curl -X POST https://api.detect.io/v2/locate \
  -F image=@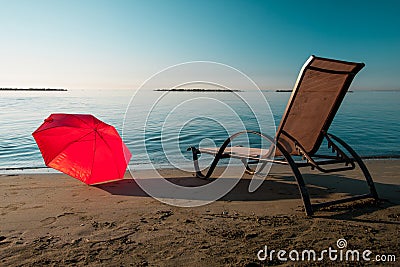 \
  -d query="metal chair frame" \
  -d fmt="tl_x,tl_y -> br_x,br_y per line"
187,56 -> 379,216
